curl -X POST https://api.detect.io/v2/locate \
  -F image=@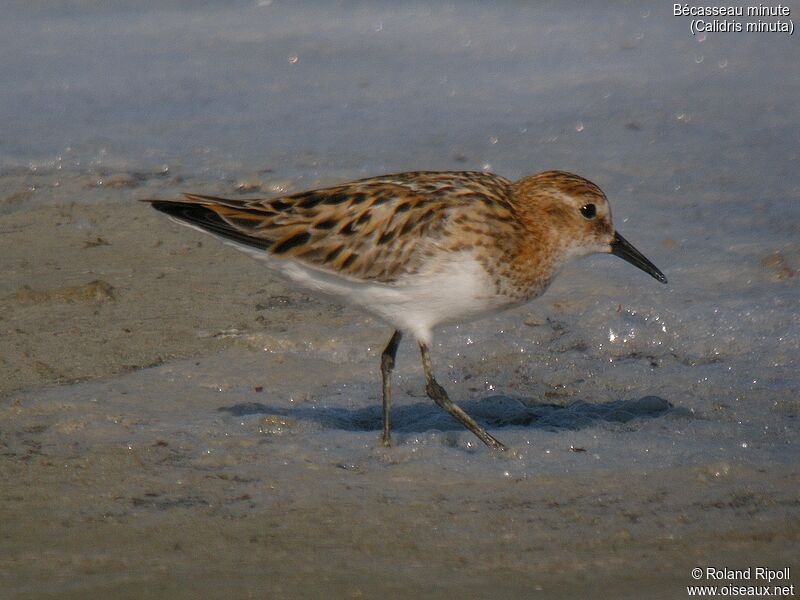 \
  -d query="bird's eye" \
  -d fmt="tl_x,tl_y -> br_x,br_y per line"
580,204 -> 596,219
